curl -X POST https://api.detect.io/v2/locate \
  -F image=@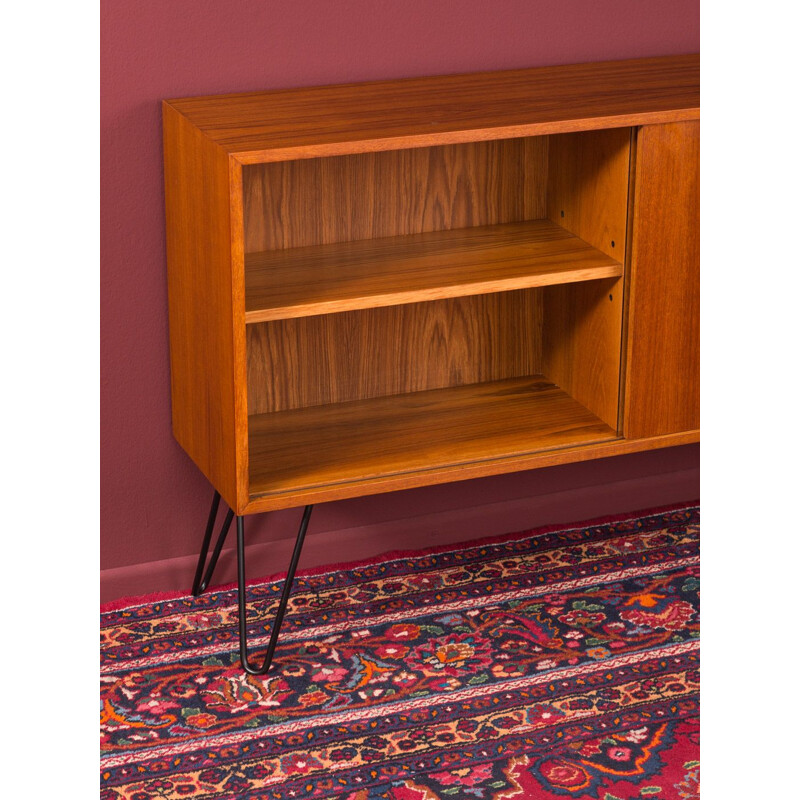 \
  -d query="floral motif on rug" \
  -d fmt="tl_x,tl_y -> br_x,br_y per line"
101,505 -> 699,799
